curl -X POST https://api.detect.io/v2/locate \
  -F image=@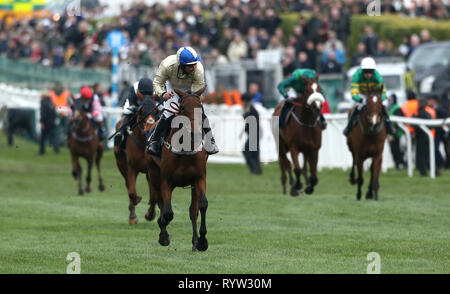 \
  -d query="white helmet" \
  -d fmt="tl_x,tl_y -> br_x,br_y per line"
361,57 -> 376,70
